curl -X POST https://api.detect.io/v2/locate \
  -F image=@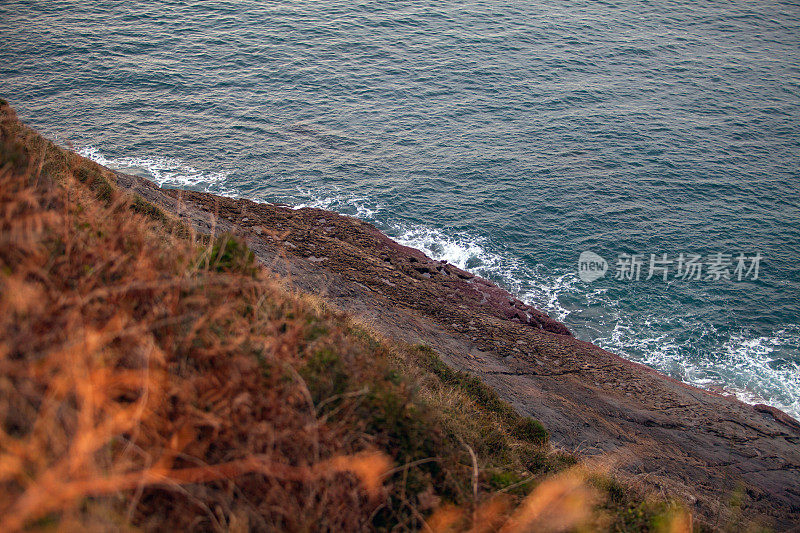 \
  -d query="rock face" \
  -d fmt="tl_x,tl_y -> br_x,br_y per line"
116,170 -> 800,530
